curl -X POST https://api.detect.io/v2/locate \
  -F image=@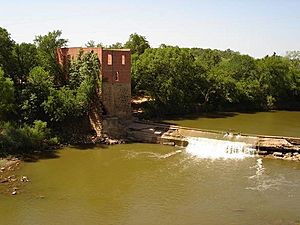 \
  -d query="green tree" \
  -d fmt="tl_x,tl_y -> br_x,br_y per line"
13,43 -> 38,82
108,42 -> 123,49
0,68 -> 15,120
257,55 -> 292,107
124,33 -> 150,56
21,67 -> 54,123
85,40 -> 96,47
43,51 -> 101,122
0,27 -> 15,76
34,30 -> 68,85
133,47 -> 203,115
286,51 -> 300,60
